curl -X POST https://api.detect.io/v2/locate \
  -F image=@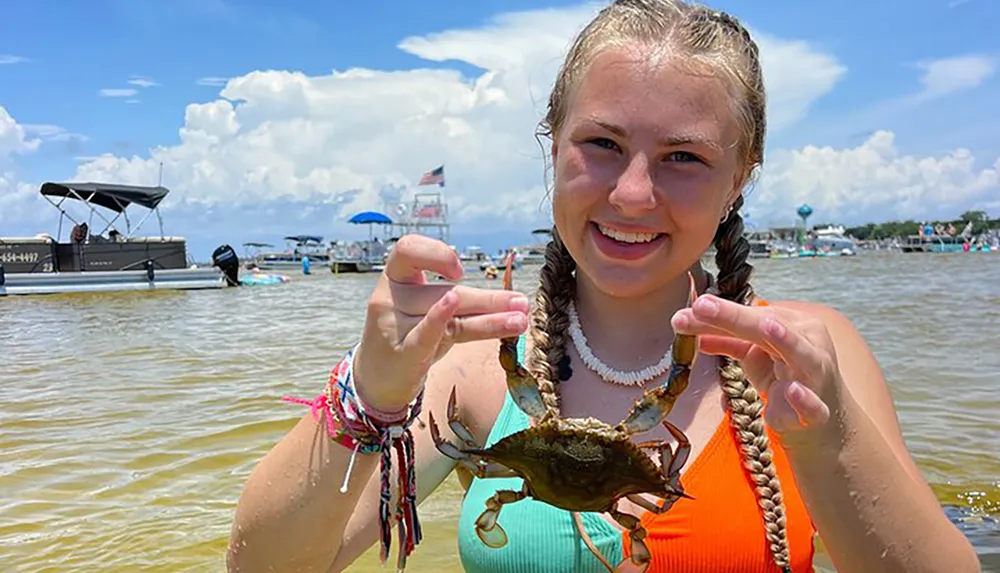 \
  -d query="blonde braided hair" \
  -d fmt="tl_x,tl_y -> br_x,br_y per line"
528,1 -> 792,570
